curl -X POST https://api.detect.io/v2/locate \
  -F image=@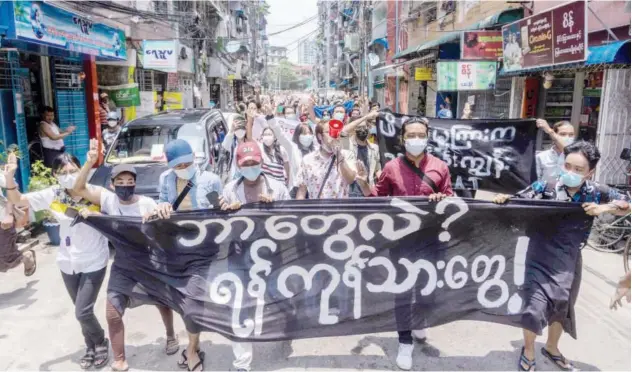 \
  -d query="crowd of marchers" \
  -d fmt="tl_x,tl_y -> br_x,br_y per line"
0,92 -> 630,372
